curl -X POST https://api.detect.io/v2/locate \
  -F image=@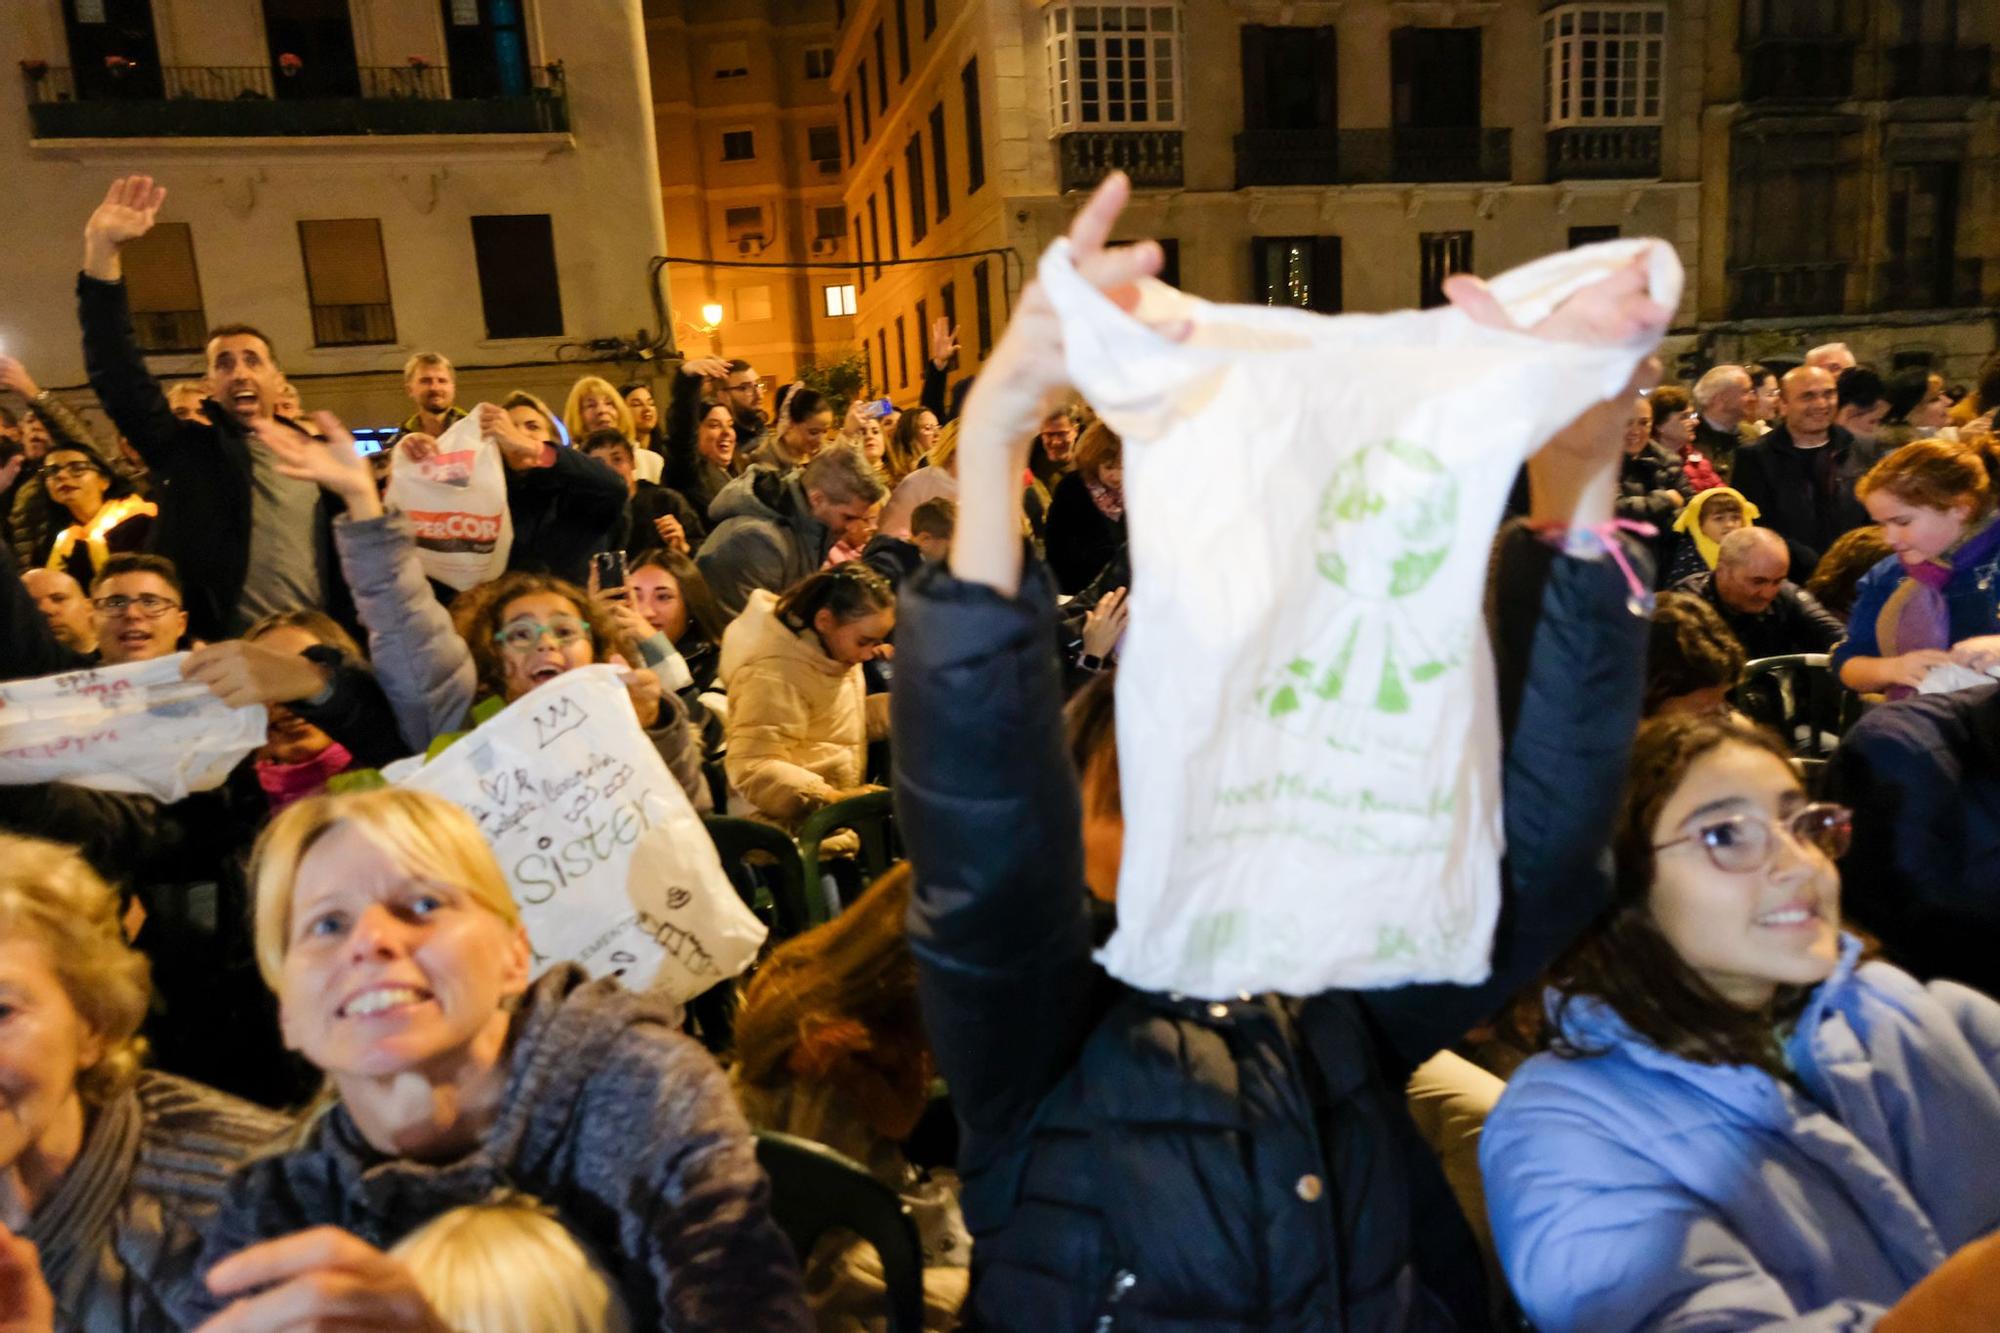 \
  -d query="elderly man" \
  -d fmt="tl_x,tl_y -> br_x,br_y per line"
1727,364 -> 1869,572
1805,341 -> 1857,376
1674,526 -> 1844,661
1690,364 -> 1754,472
